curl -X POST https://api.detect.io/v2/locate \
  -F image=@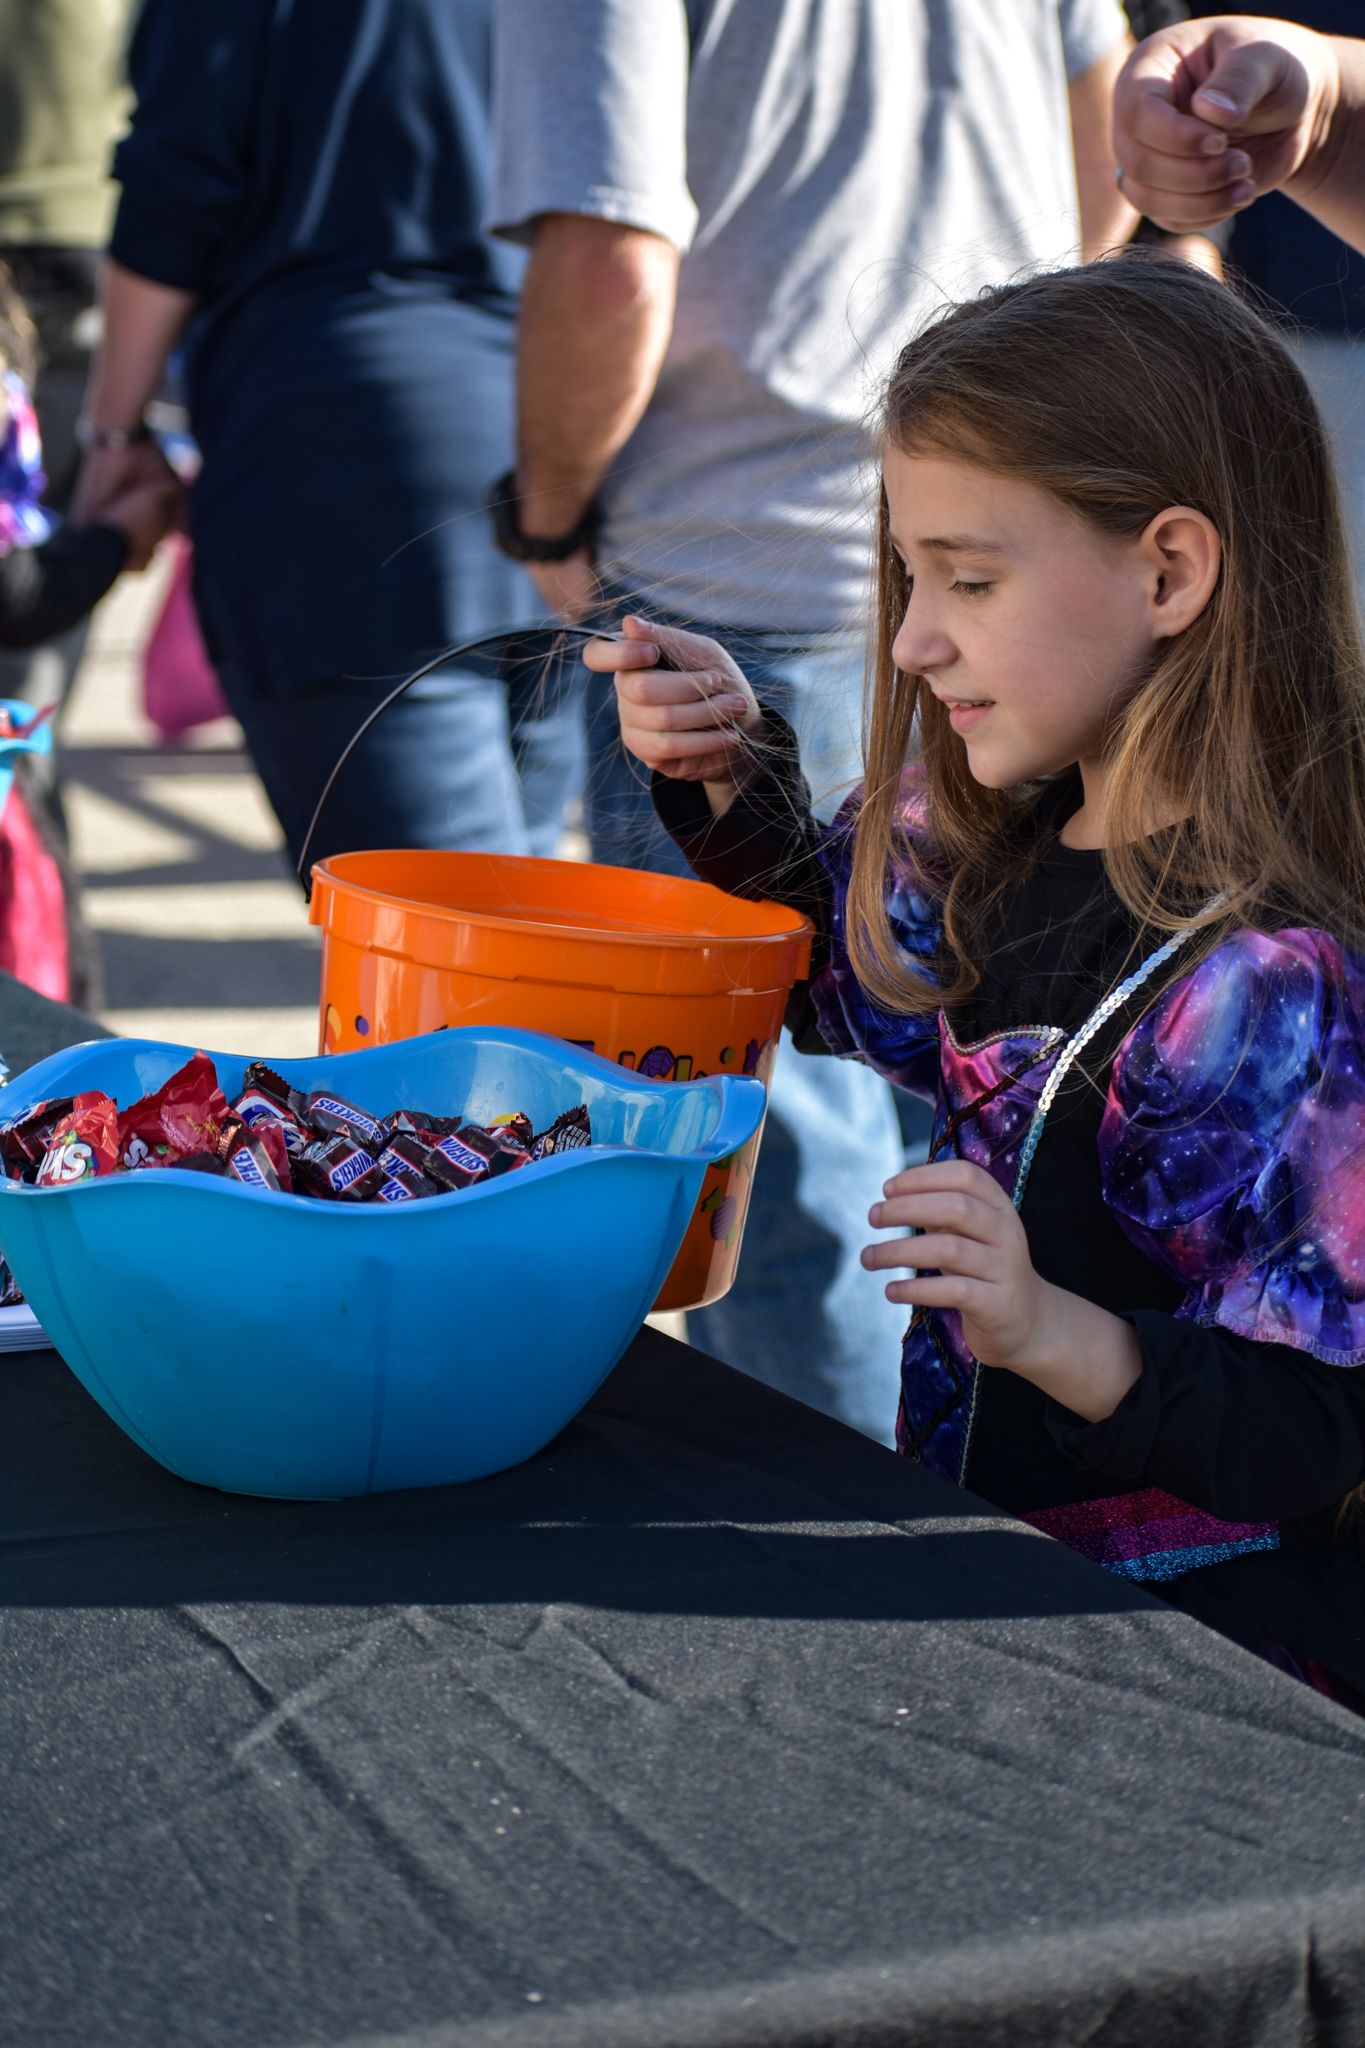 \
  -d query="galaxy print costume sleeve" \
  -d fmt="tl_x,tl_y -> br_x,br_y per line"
1101,928 -> 1365,1365
805,767 -> 944,1099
